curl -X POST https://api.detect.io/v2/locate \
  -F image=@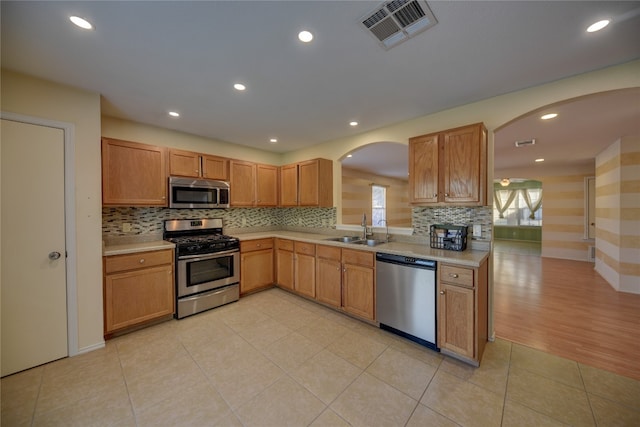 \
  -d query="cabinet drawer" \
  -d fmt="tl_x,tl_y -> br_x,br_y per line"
104,249 -> 173,274
316,245 -> 341,261
342,248 -> 374,268
276,238 -> 294,251
294,241 -> 316,255
241,238 -> 274,252
440,264 -> 474,287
